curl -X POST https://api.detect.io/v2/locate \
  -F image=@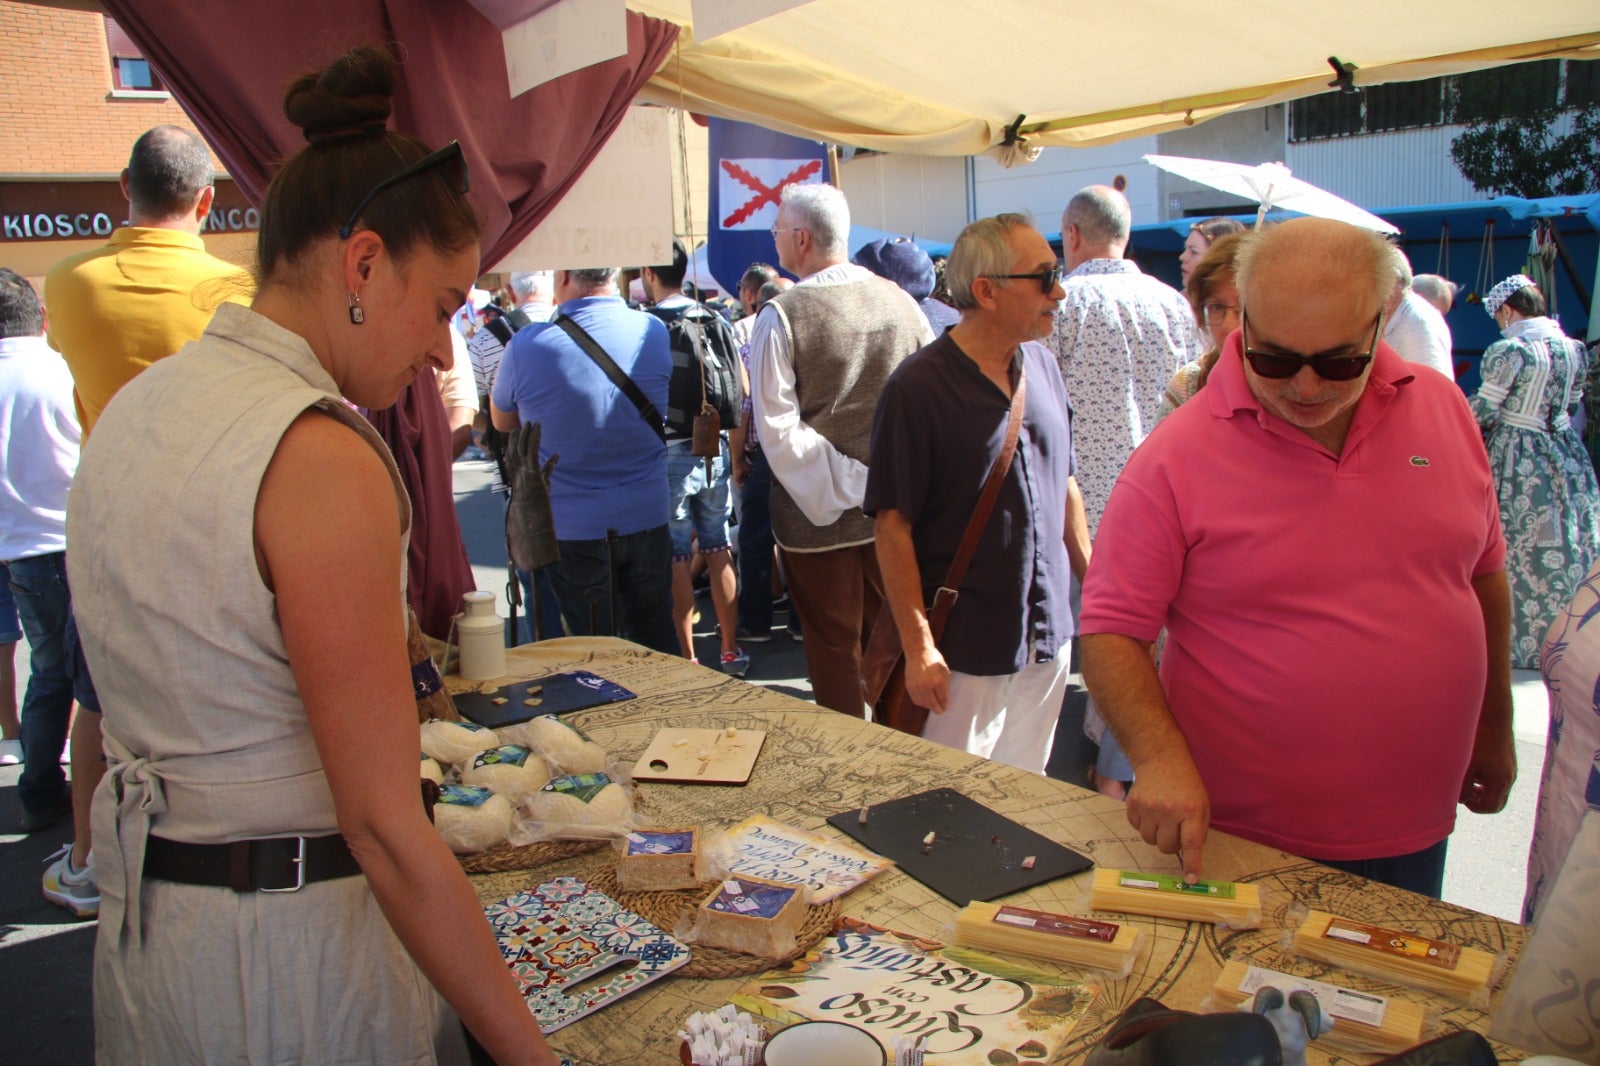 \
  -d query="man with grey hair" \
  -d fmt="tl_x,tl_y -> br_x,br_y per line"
1413,274 -> 1460,317
866,216 -> 1091,770
749,182 -> 931,715
1383,248 -> 1455,380
1079,217 -> 1513,897
492,267 -> 676,652
1048,184 -> 1199,797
